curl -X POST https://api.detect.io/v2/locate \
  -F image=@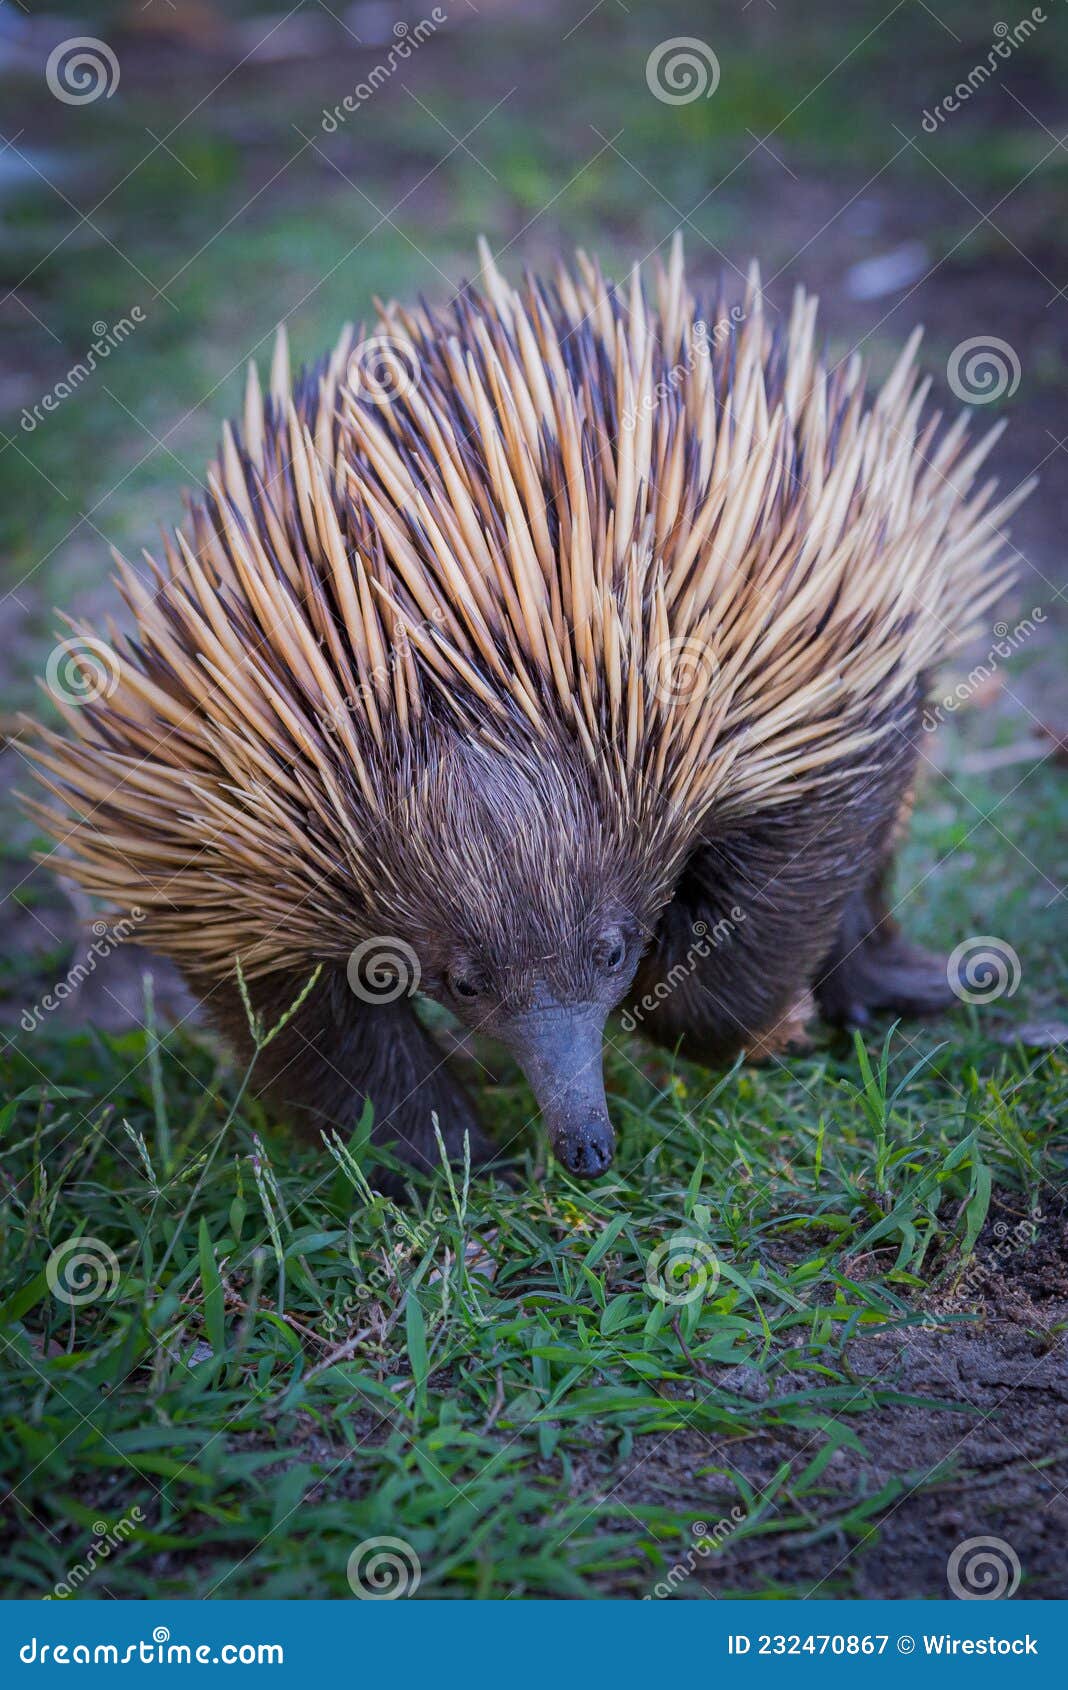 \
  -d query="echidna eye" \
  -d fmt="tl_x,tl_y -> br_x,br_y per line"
448,965 -> 486,1002
594,929 -> 627,973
